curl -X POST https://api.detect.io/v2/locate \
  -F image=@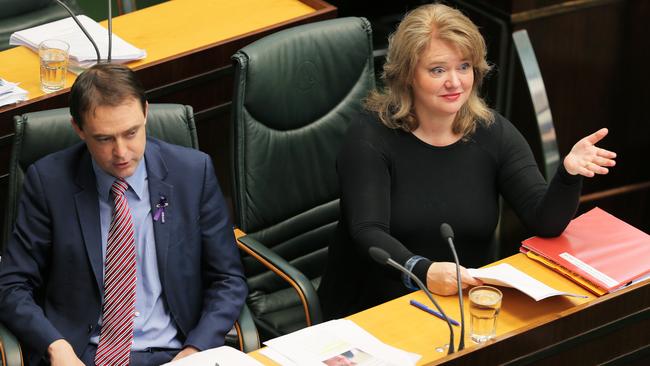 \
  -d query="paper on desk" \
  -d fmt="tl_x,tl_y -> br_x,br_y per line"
468,263 -> 588,301
161,345 -> 263,366
260,347 -> 408,366
259,347 -> 298,366
10,15 -> 146,68
263,319 -> 420,366
0,79 -> 28,107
